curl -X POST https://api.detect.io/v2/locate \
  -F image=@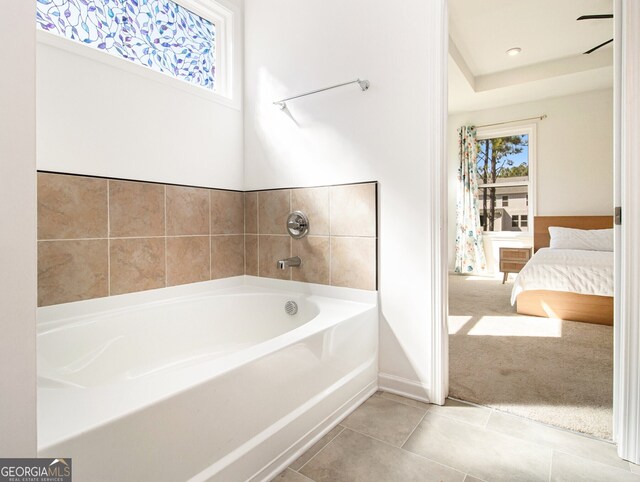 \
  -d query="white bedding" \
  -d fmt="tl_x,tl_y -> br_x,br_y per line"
511,247 -> 614,305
